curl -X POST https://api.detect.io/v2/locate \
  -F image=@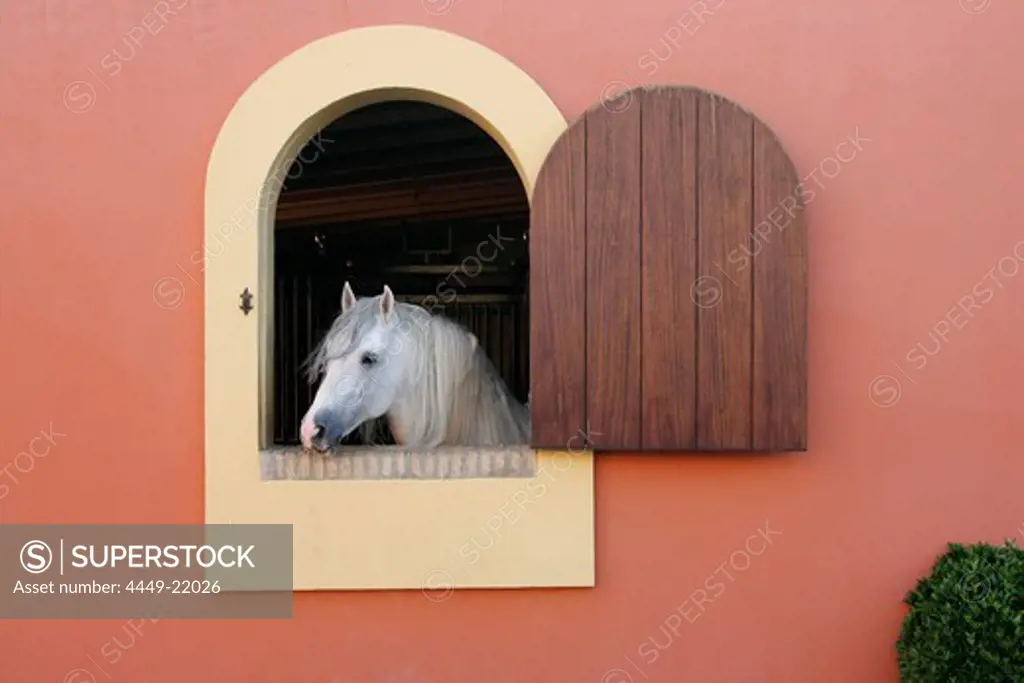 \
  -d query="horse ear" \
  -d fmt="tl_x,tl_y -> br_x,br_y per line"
341,281 -> 356,313
379,285 -> 395,321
